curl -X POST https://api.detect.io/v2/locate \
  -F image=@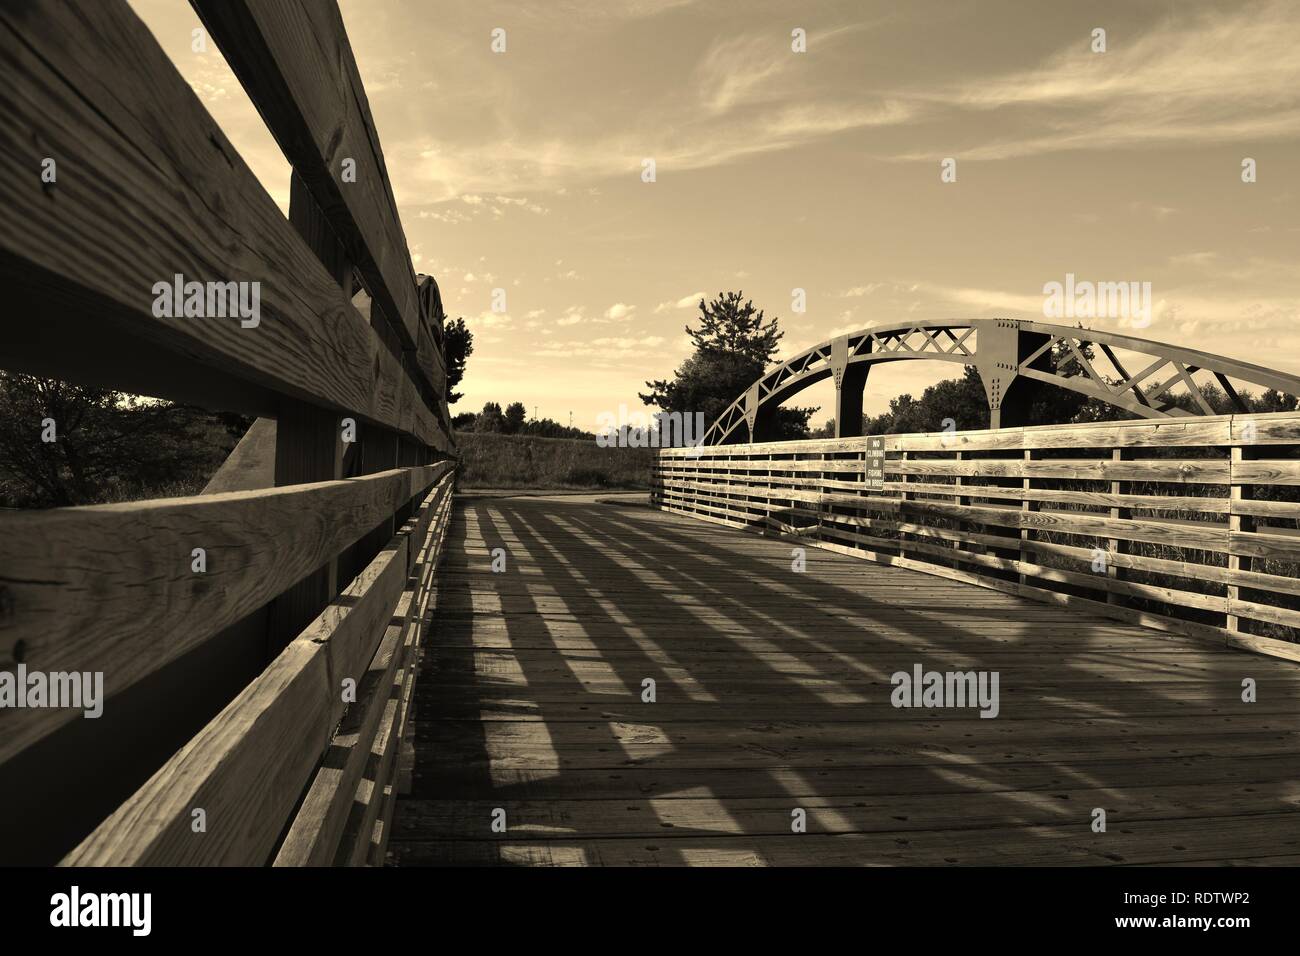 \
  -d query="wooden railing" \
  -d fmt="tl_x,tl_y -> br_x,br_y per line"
0,0 -> 455,864
653,412 -> 1300,663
